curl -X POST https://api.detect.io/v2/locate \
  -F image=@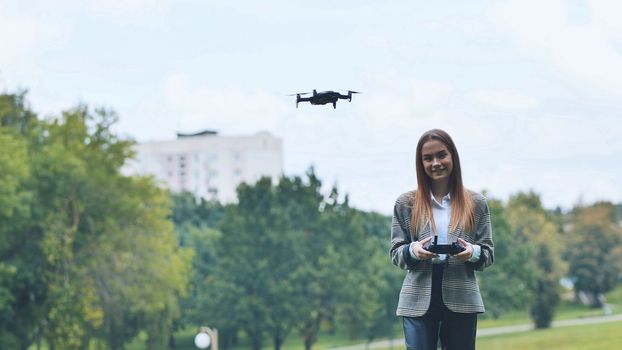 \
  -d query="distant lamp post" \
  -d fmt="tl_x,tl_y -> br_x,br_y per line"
195,327 -> 218,350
